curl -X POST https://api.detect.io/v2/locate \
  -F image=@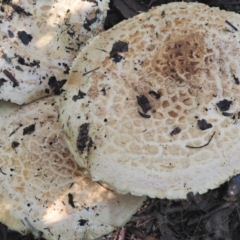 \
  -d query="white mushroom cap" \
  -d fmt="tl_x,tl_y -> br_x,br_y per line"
60,2 -> 240,199
0,0 -> 109,105
0,97 -> 145,239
